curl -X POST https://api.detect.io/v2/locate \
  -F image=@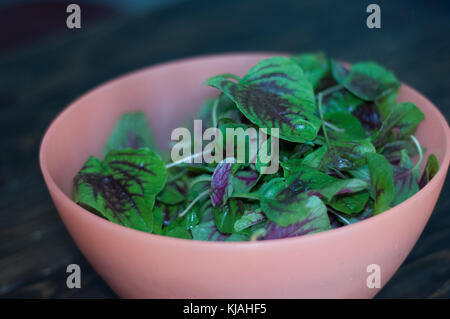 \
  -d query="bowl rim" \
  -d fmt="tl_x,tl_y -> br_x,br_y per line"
39,52 -> 450,248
